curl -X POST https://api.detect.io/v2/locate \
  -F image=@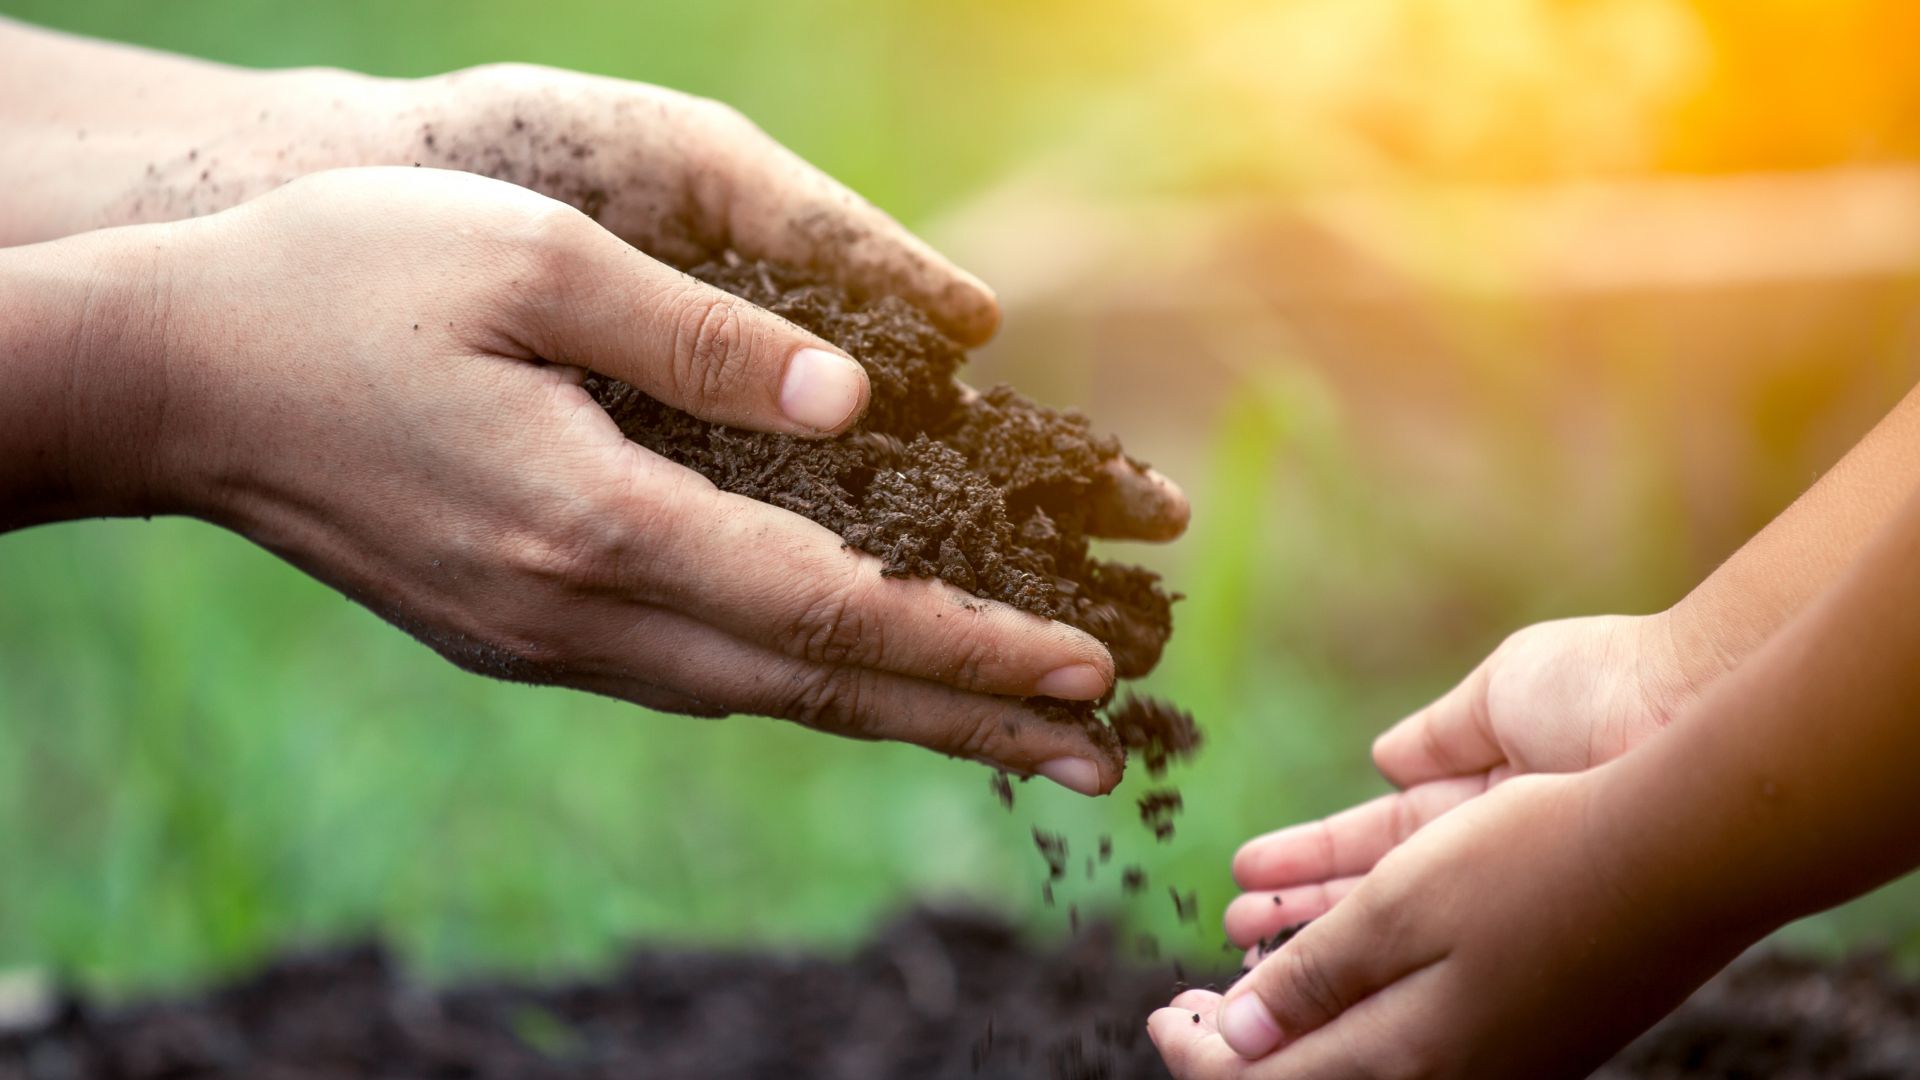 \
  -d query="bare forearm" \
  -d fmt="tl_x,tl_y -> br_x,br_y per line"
1602,480 -> 1920,937
0,16 -> 400,245
1667,382 -> 1920,683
